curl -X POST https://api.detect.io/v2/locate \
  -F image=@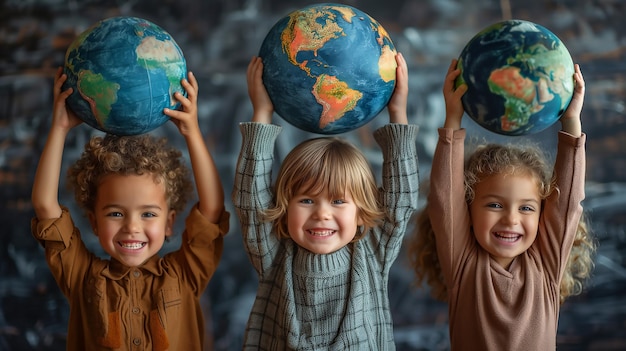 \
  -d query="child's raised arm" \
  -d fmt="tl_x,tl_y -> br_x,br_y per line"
560,64 -> 584,138
443,59 -> 468,130
246,56 -> 273,124
31,68 -> 82,220
164,72 -> 224,223
387,52 -> 408,125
